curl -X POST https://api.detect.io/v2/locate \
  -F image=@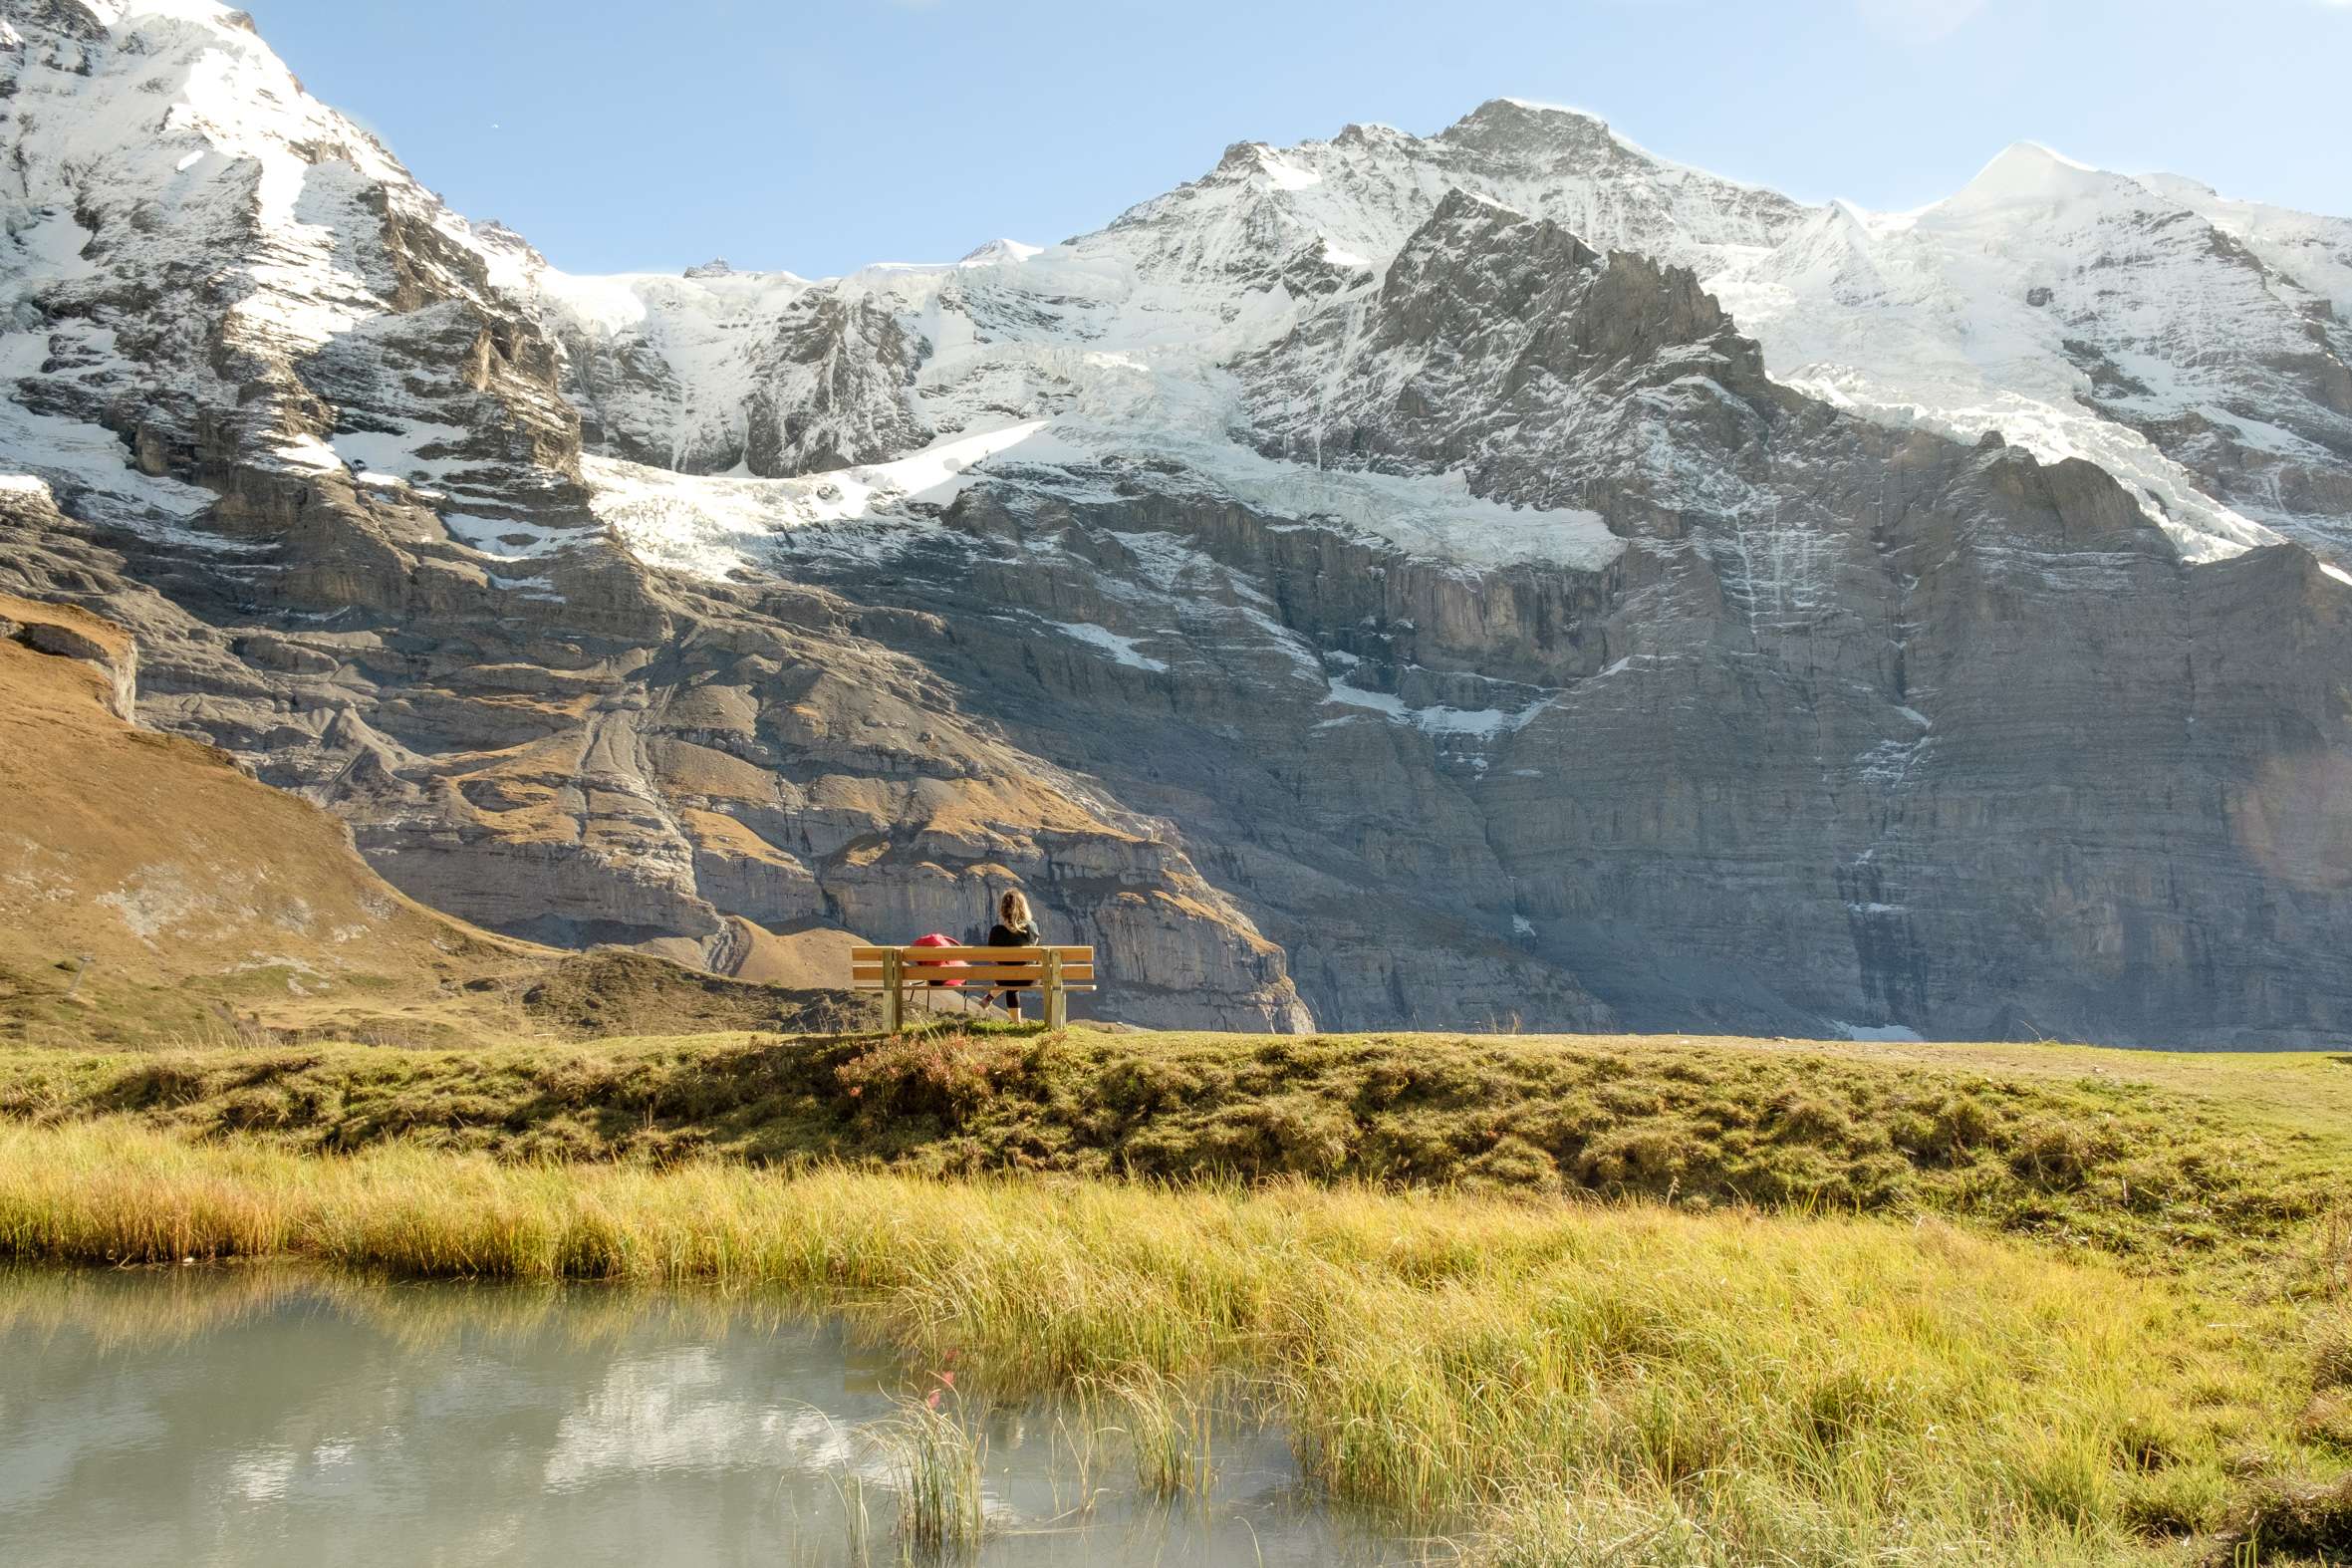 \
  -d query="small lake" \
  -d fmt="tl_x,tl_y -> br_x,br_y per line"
0,1268 -> 1427,1567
